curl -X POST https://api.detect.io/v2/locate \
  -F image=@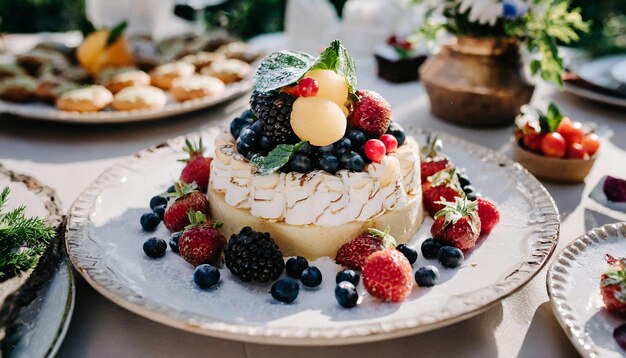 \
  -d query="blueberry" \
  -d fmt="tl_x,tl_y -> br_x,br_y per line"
386,122 -> 406,146
169,232 -> 181,253
153,205 -> 166,220
140,212 -> 160,231
346,129 -> 367,147
457,173 -> 471,188
300,266 -> 322,287
193,264 -> 220,289
239,127 -> 258,149
421,238 -> 442,260
260,136 -> 274,151
316,153 -> 339,174
340,151 -> 365,172
296,142 -> 312,155
333,138 -> 352,156
149,195 -> 167,210
143,237 -> 167,258
466,192 -> 478,201
251,120 -> 264,134
335,281 -> 358,308
438,246 -> 464,268
396,244 -> 418,265
285,256 -> 309,279
166,185 -> 176,193
236,139 -> 252,156
230,117 -> 244,138
415,266 -> 440,287
463,185 -> 476,195
290,154 -> 313,173
240,109 -> 255,120
271,278 -> 299,303
335,269 -> 360,286
314,144 -> 334,154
